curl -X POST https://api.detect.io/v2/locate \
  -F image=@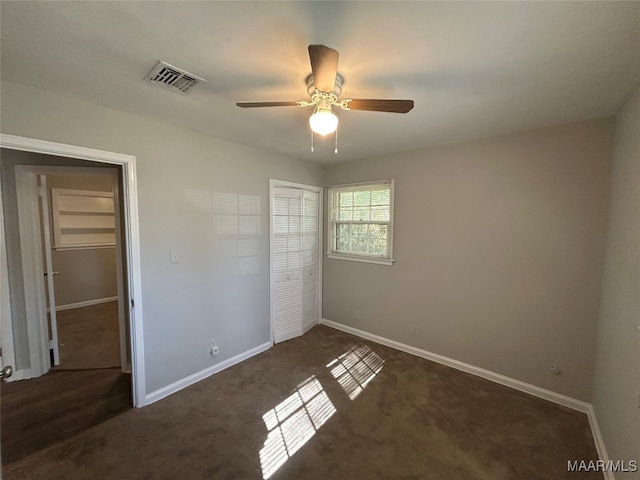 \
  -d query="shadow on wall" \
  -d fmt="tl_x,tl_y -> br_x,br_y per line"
184,189 -> 261,275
